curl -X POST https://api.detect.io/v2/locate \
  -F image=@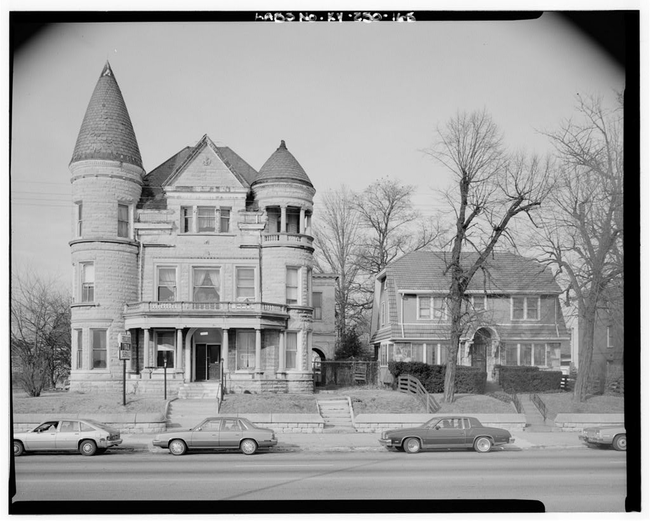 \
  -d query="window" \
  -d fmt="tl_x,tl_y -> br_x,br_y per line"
118,204 -> 130,238
75,330 -> 83,369
75,202 -> 83,237
512,296 -> 539,320
81,262 -> 94,303
533,343 -> 546,366
417,296 -> 432,319
520,343 -> 532,365
380,301 -> 386,326
236,268 -> 255,300
472,296 -> 486,312
394,343 -> 413,362
181,206 -> 193,233
91,329 -> 107,369
220,207 -> 231,233
236,331 -> 255,370
155,330 -> 175,368
286,332 -> 298,370
287,208 -> 300,234
197,206 -> 216,232
312,292 -> 323,320
157,268 -> 177,301
417,296 -> 446,319
193,268 -> 220,302
505,343 -> 518,365
286,267 -> 299,304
